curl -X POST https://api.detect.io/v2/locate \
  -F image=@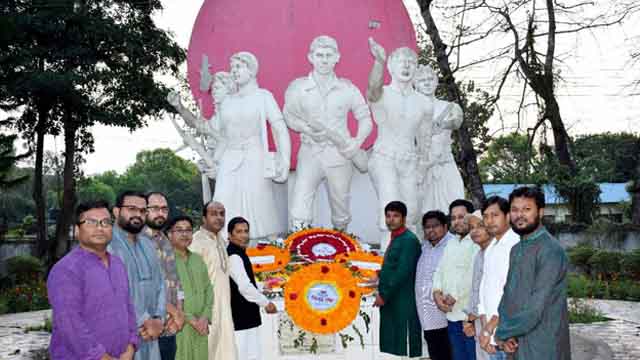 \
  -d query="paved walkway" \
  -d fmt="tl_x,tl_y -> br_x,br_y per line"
0,310 -> 50,360
0,300 -> 638,359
